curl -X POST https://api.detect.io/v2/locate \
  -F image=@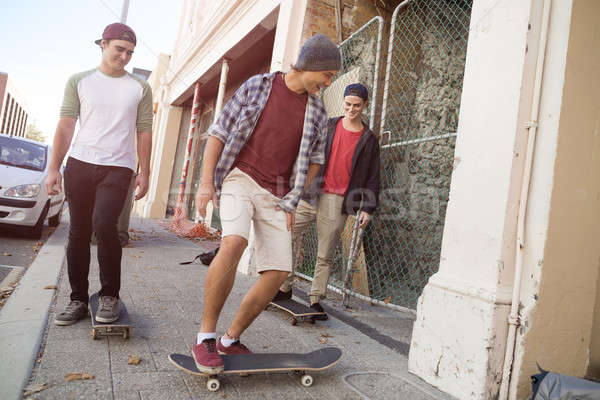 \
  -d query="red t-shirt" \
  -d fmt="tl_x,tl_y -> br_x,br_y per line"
322,119 -> 363,195
234,73 -> 308,198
